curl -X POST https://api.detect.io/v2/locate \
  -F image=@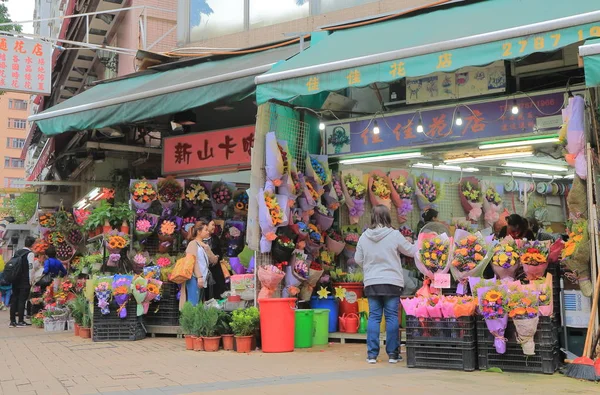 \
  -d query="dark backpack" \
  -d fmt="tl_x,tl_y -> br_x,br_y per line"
3,250 -> 28,284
